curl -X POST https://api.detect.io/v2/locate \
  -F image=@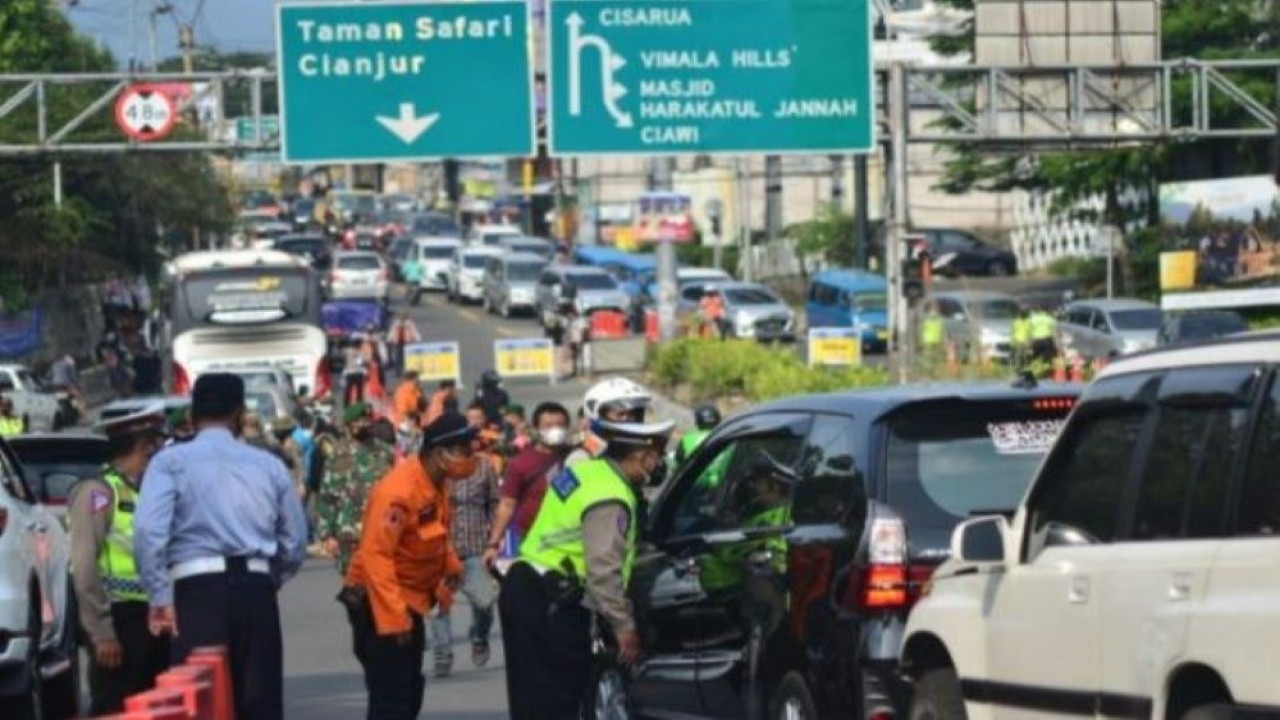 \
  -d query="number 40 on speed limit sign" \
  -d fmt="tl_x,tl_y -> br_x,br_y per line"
114,84 -> 178,142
